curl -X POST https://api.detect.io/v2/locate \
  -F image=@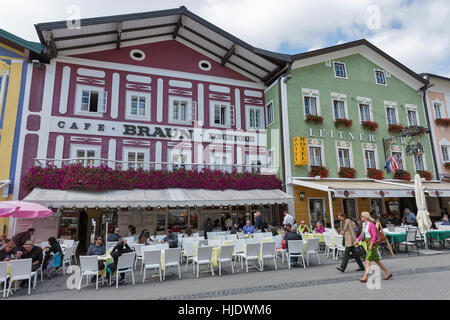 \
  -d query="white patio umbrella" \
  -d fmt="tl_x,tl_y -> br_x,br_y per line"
414,174 -> 432,251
